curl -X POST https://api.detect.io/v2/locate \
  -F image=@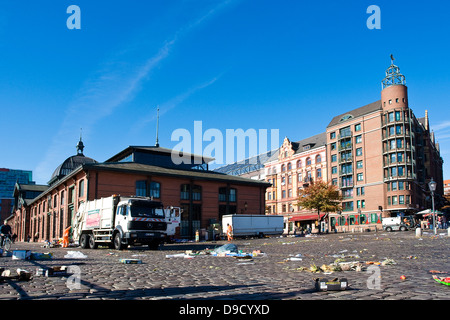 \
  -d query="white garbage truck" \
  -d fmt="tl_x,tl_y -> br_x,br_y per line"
72,195 -> 182,250
222,214 -> 284,238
